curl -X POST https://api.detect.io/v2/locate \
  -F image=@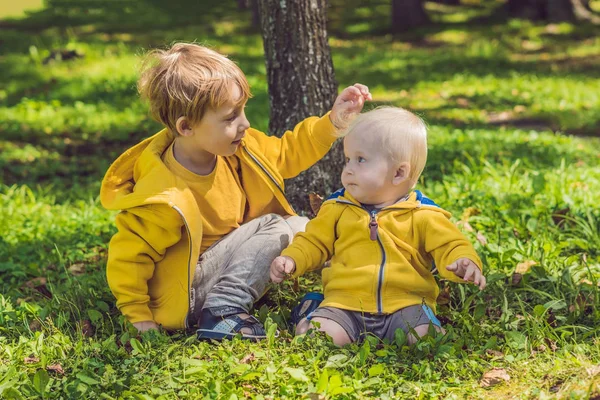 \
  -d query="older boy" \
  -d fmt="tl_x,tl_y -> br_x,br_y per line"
271,107 -> 486,346
100,42 -> 371,340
